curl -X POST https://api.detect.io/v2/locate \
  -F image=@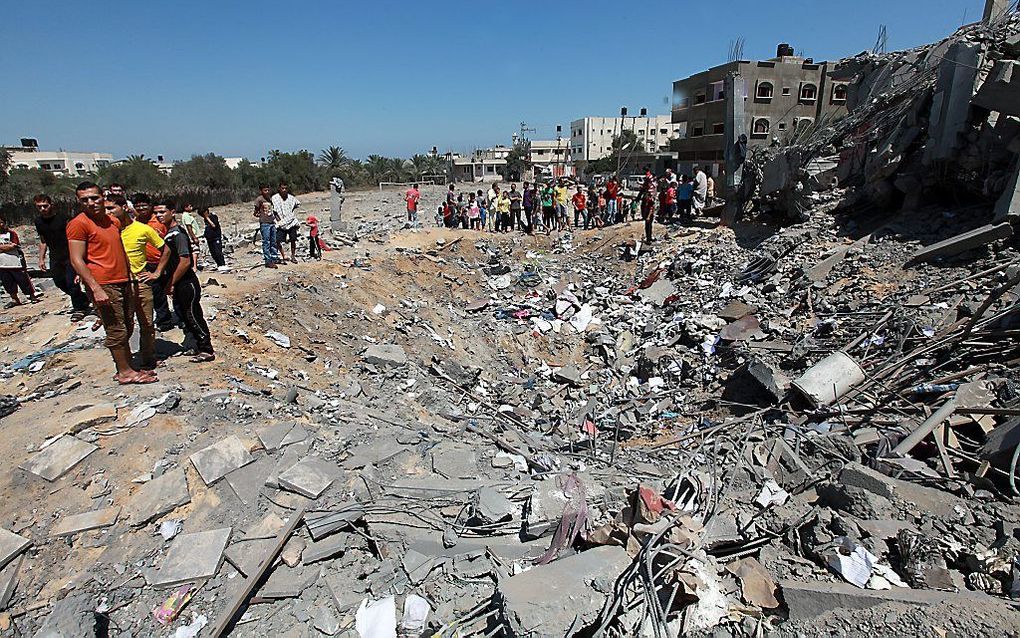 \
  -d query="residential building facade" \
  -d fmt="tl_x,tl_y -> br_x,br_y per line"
671,44 -> 849,177
569,115 -> 681,164
6,147 -> 113,177
450,146 -> 510,182
529,139 -> 574,179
